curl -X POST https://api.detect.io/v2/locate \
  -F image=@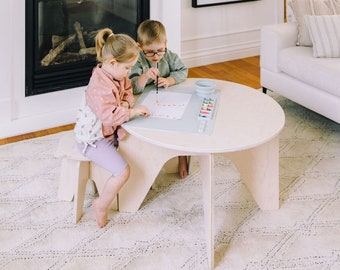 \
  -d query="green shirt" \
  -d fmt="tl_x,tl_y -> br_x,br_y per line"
129,49 -> 188,94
